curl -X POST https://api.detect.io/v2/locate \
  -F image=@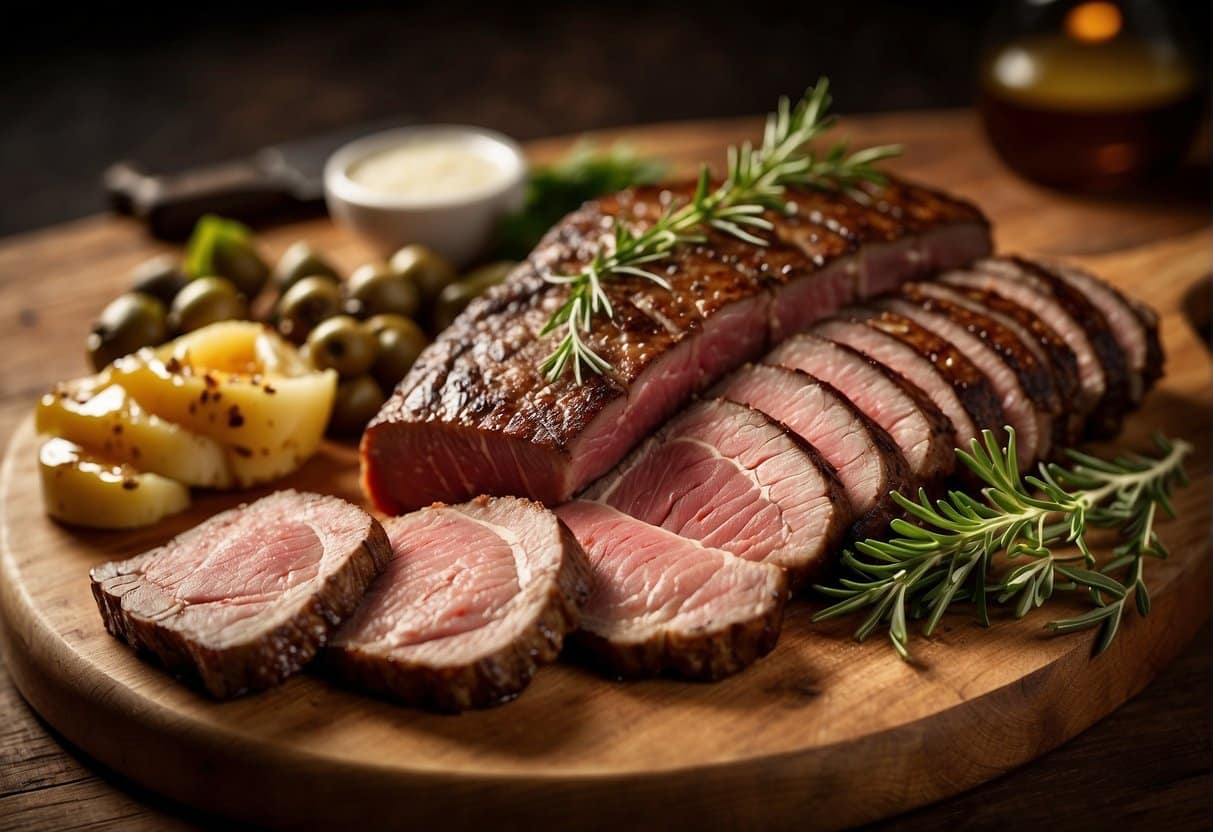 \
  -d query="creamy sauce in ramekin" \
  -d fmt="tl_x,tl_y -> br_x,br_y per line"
347,138 -> 514,202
